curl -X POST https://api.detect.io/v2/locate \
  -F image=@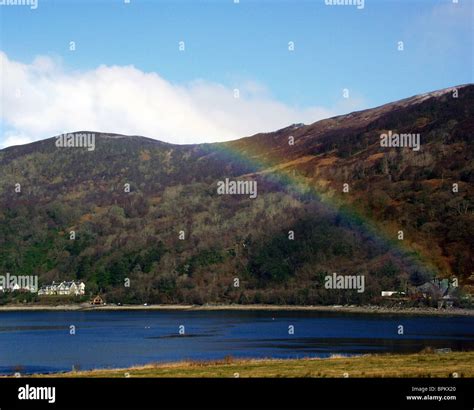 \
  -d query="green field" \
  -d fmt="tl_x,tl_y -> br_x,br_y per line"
35,350 -> 474,378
